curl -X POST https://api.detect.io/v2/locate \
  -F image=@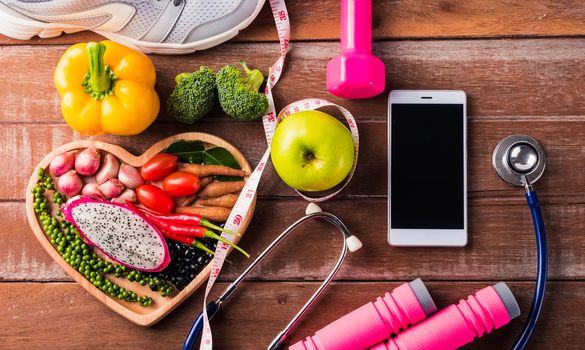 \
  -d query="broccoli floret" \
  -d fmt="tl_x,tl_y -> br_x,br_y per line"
216,61 -> 268,121
167,66 -> 216,124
